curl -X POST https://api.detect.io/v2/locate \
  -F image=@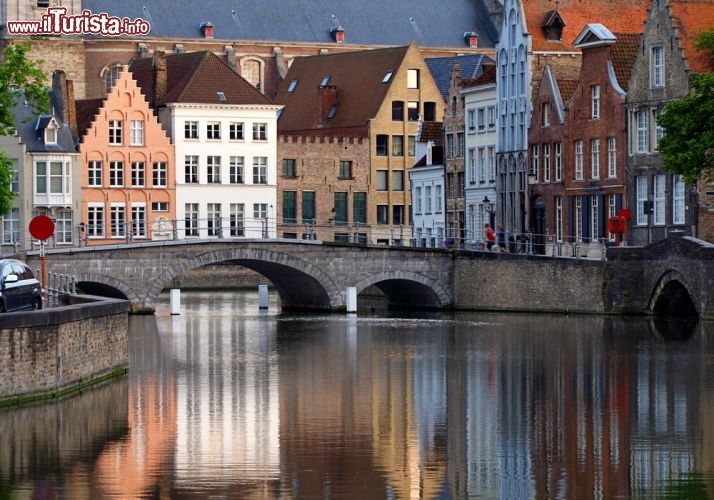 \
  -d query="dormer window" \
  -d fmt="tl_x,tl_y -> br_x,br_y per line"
43,118 -> 59,145
542,10 -> 565,42
382,70 -> 394,84
217,91 -> 226,102
320,75 -> 331,87
287,79 -> 298,93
